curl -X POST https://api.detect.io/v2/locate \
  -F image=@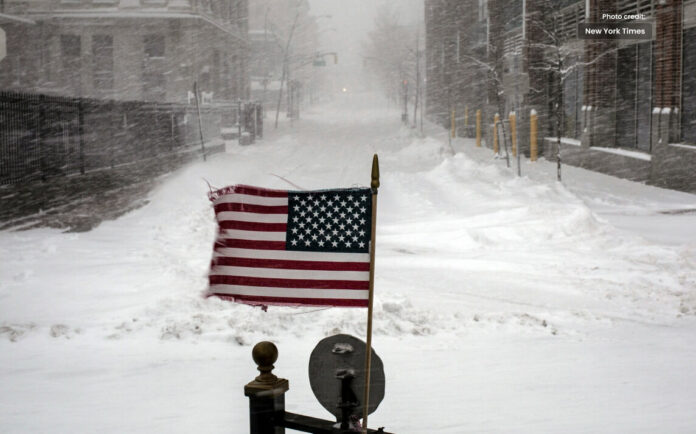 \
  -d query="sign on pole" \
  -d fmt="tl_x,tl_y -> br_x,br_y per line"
0,27 -> 6,62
